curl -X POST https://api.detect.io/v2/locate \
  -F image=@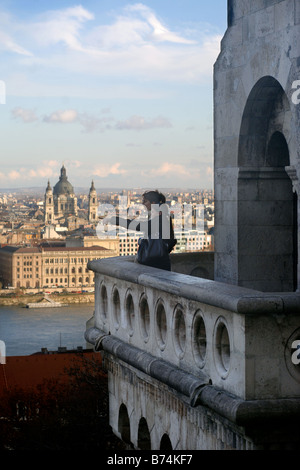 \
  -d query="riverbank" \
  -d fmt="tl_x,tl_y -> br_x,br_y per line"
0,292 -> 94,307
